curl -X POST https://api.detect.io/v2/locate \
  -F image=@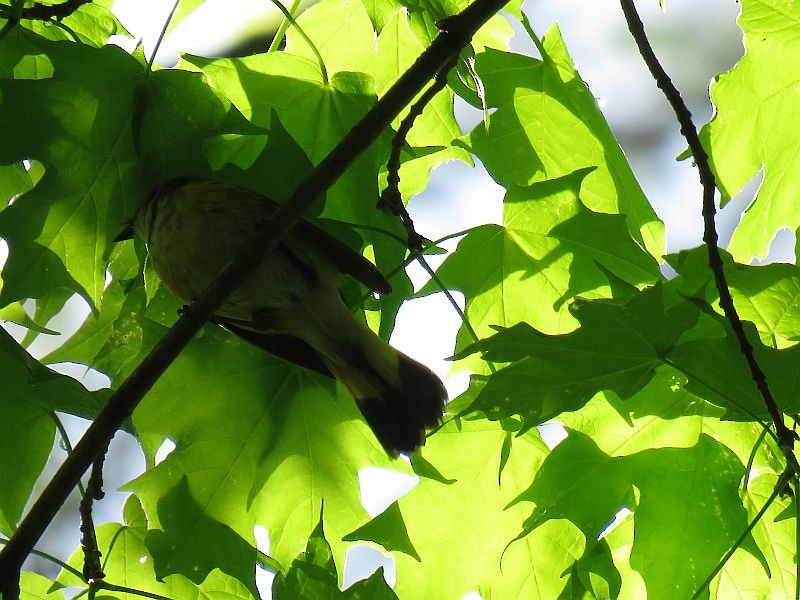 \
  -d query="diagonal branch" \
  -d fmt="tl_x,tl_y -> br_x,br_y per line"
19,0 -> 92,21
617,0 -> 799,473
0,0 -> 508,597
